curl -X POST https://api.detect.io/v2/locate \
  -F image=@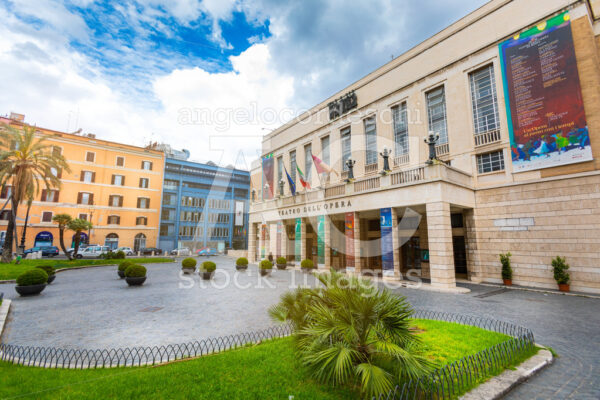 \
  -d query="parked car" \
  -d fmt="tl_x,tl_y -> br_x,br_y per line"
197,247 -> 217,256
170,247 -> 191,256
75,245 -> 110,259
139,247 -> 163,256
117,247 -> 134,256
23,246 -> 60,258
66,243 -> 91,256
